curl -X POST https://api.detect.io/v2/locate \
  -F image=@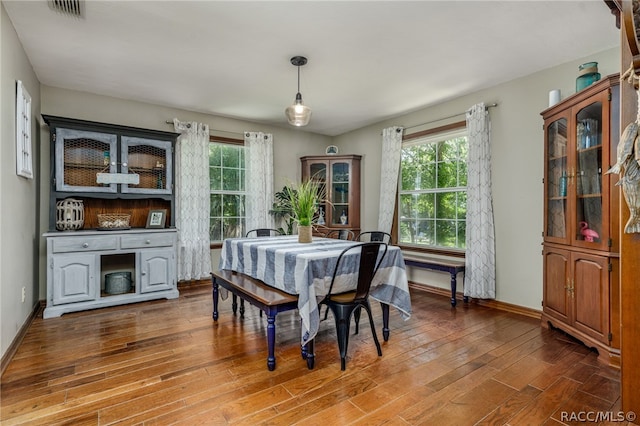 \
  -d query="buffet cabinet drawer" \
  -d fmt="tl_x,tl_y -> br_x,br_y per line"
120,233 -> 175,249
52,235 -> 118,253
